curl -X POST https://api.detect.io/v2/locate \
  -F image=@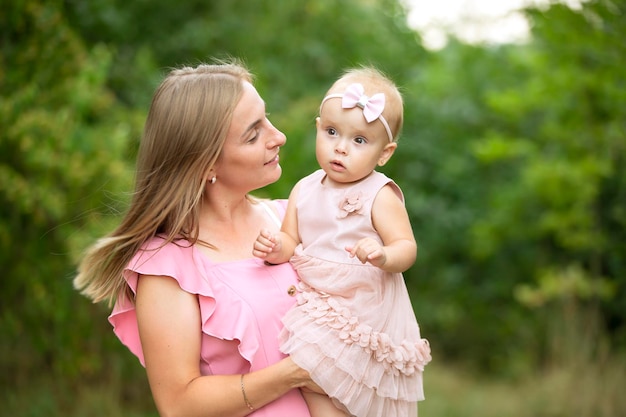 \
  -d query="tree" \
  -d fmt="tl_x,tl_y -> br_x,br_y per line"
0,0 -> 141,386
385,0 -> 626,371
